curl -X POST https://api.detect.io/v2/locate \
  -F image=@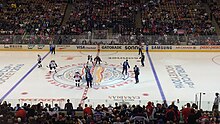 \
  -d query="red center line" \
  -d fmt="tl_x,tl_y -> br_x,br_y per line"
79,44 -> 100,105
